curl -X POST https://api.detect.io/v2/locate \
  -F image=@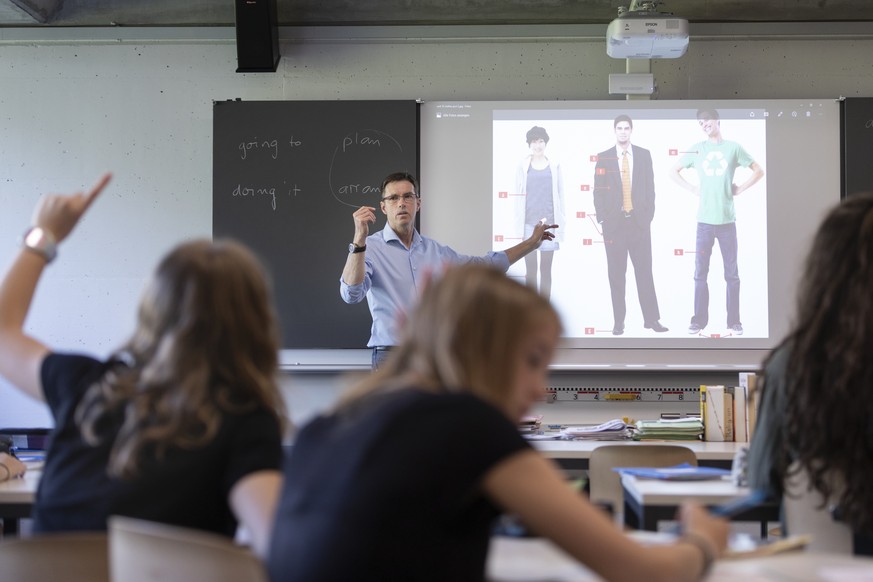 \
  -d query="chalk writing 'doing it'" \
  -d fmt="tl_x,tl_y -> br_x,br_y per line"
231,183 -> 302,211
233,184 -> 277,210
